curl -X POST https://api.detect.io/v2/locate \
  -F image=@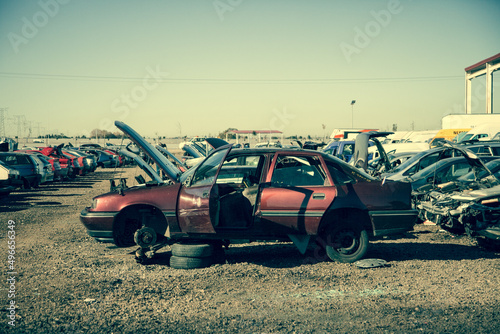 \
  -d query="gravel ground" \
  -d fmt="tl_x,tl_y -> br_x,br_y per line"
1,166 -> 499,333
